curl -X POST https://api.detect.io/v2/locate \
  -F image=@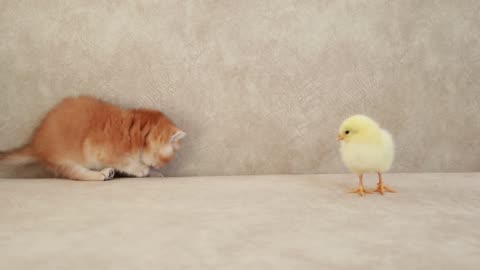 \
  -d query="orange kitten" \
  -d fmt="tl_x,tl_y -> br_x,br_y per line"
0,96 -> 186,181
